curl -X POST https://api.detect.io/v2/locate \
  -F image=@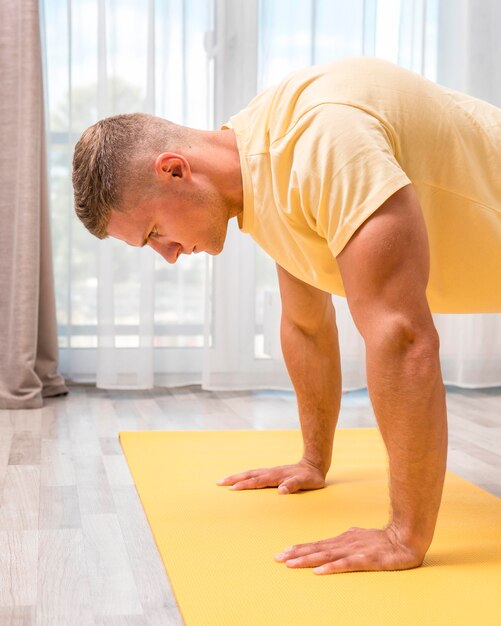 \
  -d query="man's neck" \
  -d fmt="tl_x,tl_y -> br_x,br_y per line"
197,128 -> 243,220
